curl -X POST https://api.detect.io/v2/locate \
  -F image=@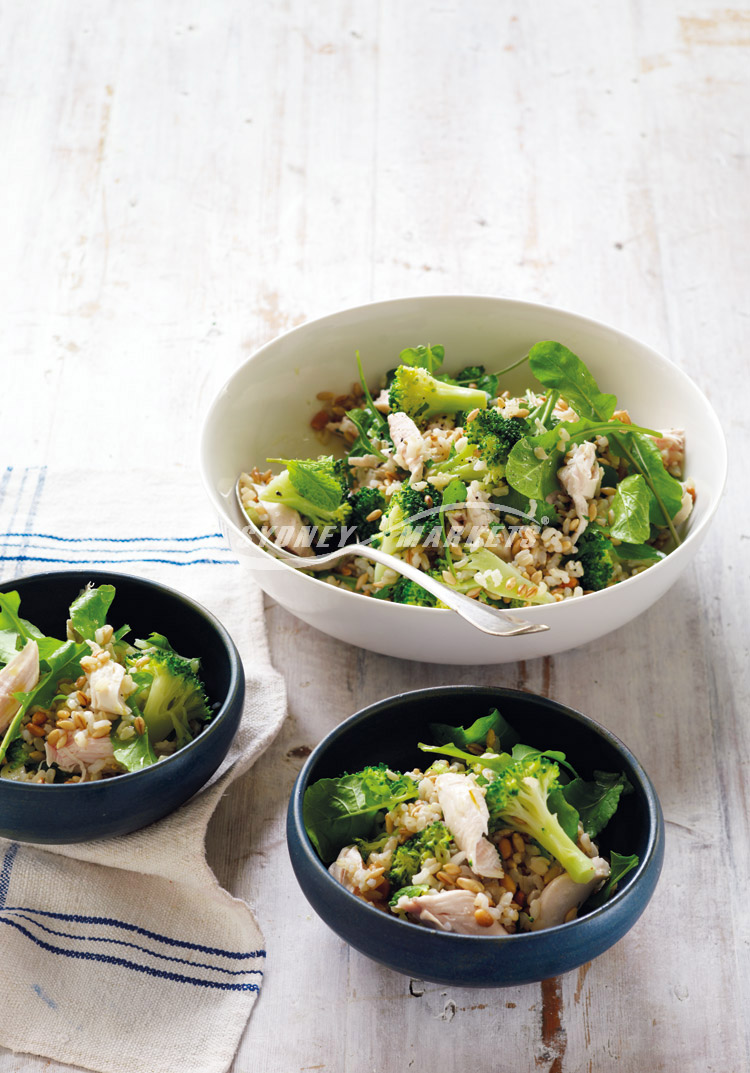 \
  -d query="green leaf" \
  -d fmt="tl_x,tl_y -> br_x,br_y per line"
429,708 -> 520,750
494,487 -> 557,525
441,479 -> 468,509
505,437 -> 563,501
418,740 -> 513,774
529,341 -> 617,421
562,771 -> 632,838
610,474 -> 651,543
547,787 -> 581,841
303,765 -> 419,864
0,591 -> 63,661
0,629 -> 20,665
286,459 -> 344,512
111,724 -> 158,772
586,851 -> 640,909
612,542 -> 665,564
625,433 -> 685,525
345,408 -> 386,461
69,584 -> 116,641
399,344 -> 445,374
